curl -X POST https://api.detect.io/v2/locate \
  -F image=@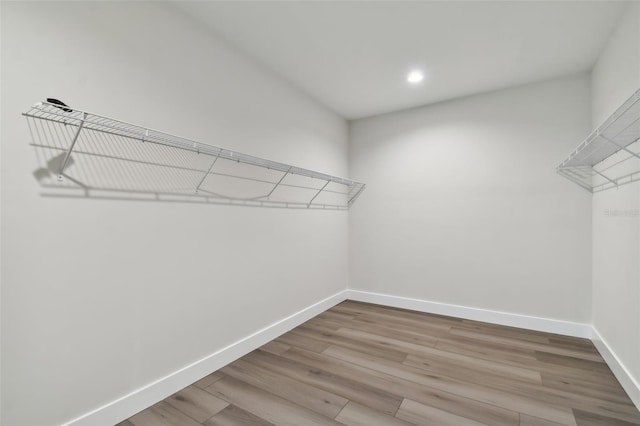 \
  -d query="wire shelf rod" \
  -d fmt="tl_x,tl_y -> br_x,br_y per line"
23,102 -> 362,188
38,184 -> 350,210
594,144 -> 640,173
28,141 -> 354,196
558,89 -> 640,168
23,100 -> 365,209
557,88 -> 640,193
